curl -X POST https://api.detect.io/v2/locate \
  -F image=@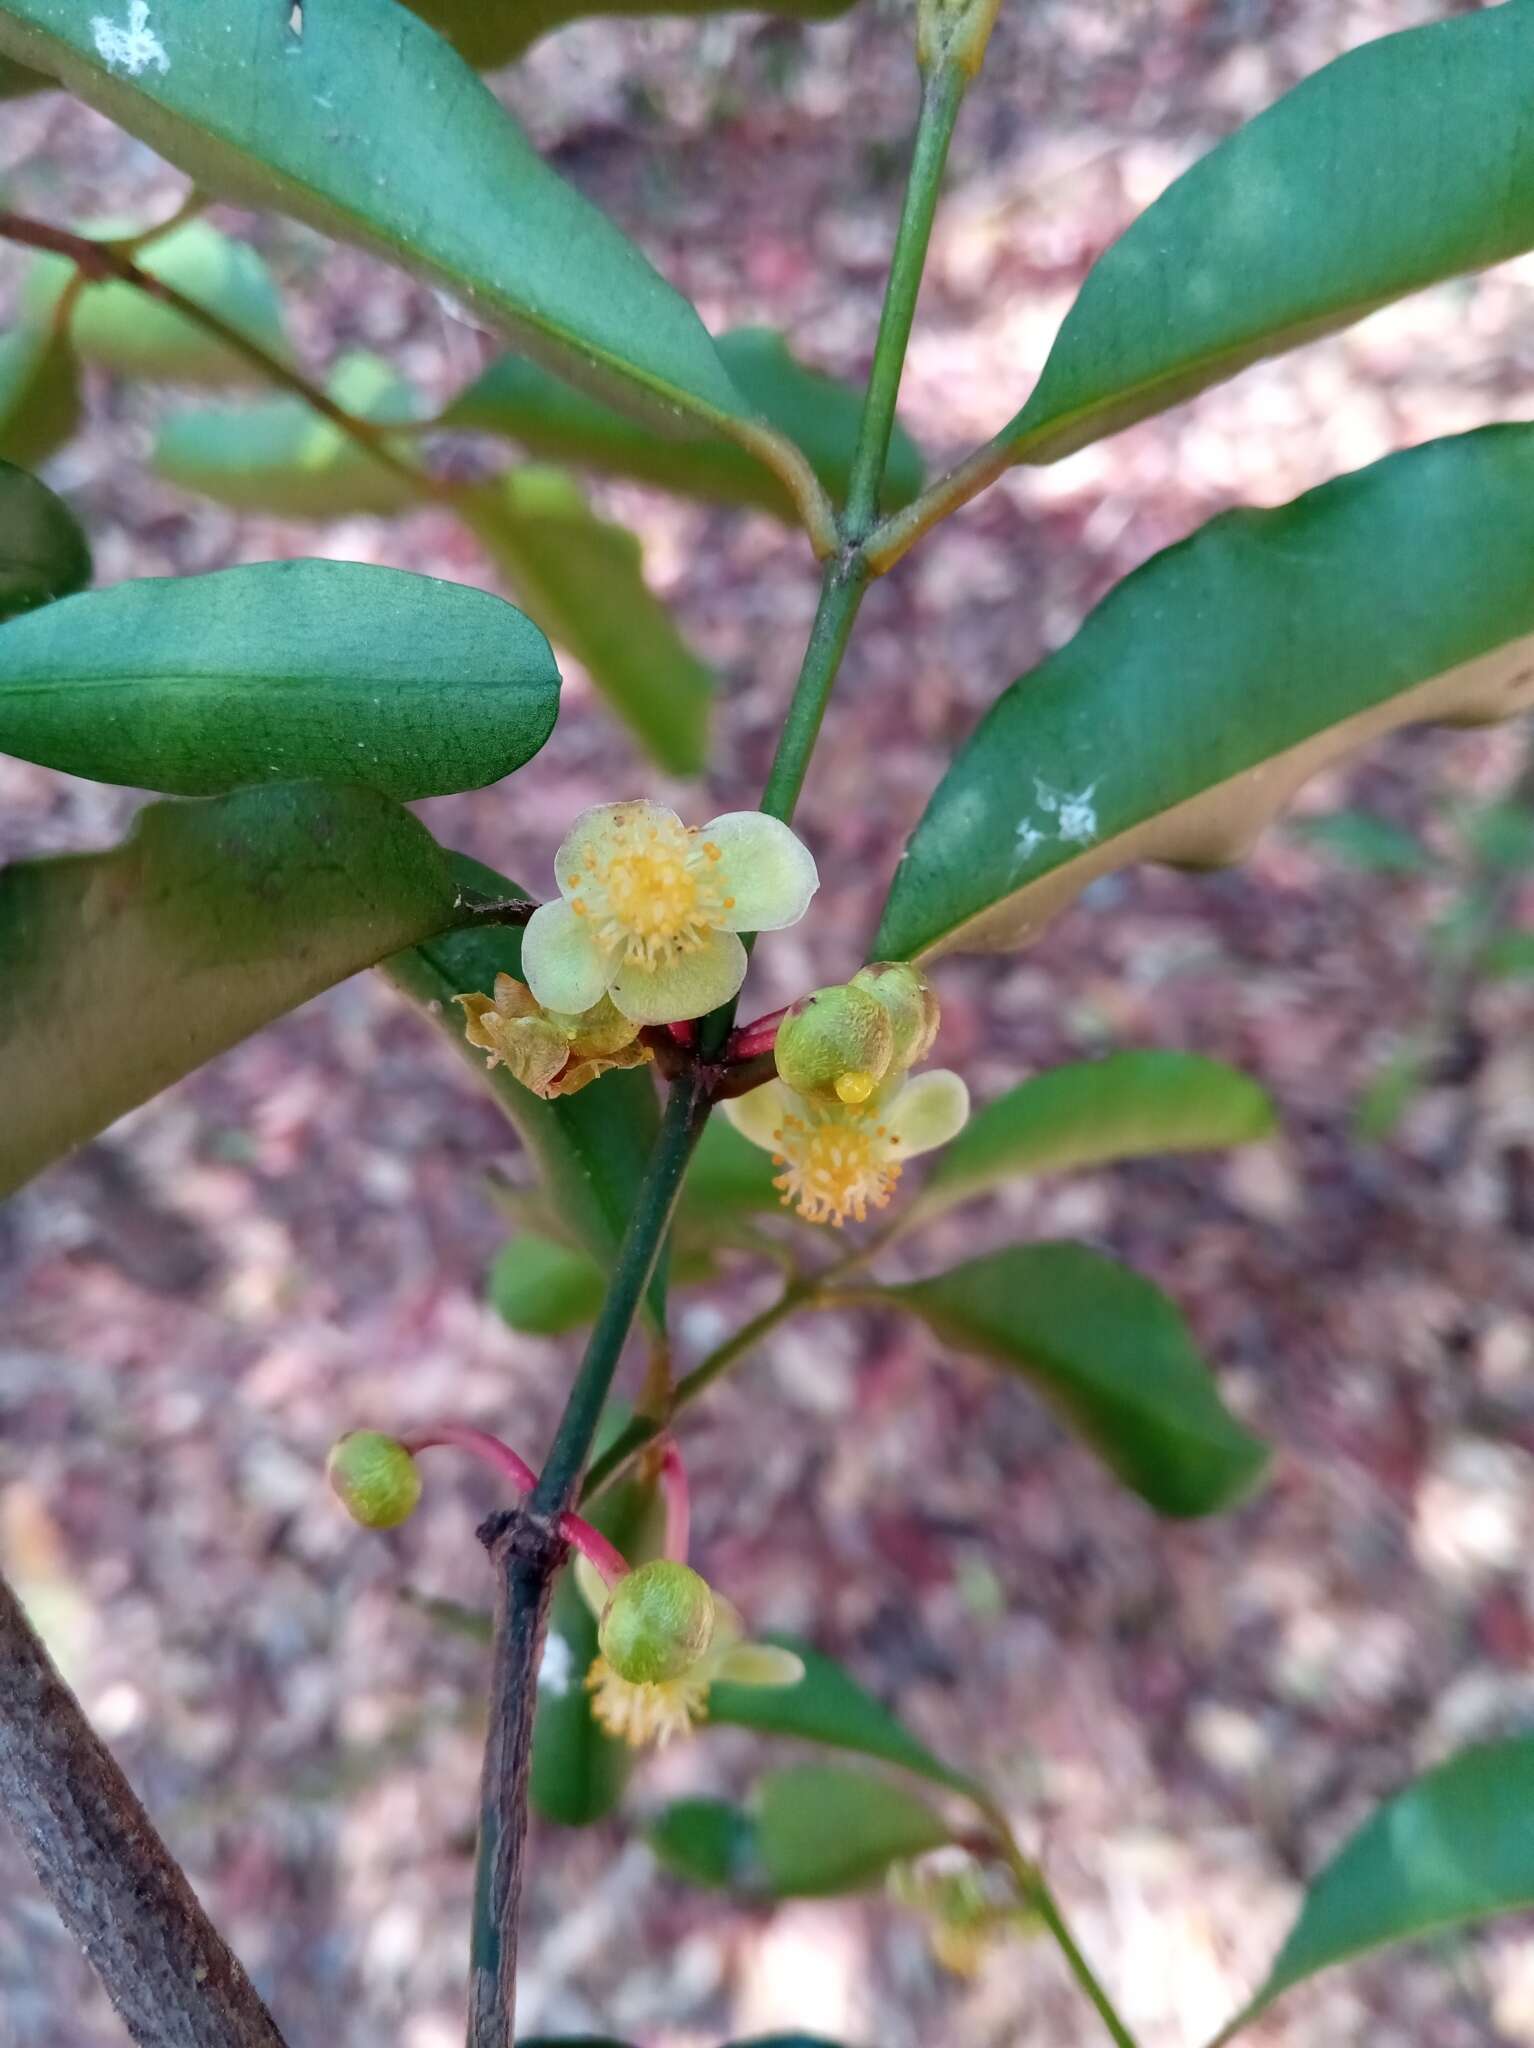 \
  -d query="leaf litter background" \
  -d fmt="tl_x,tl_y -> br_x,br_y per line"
5,2 -> 1534,2043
